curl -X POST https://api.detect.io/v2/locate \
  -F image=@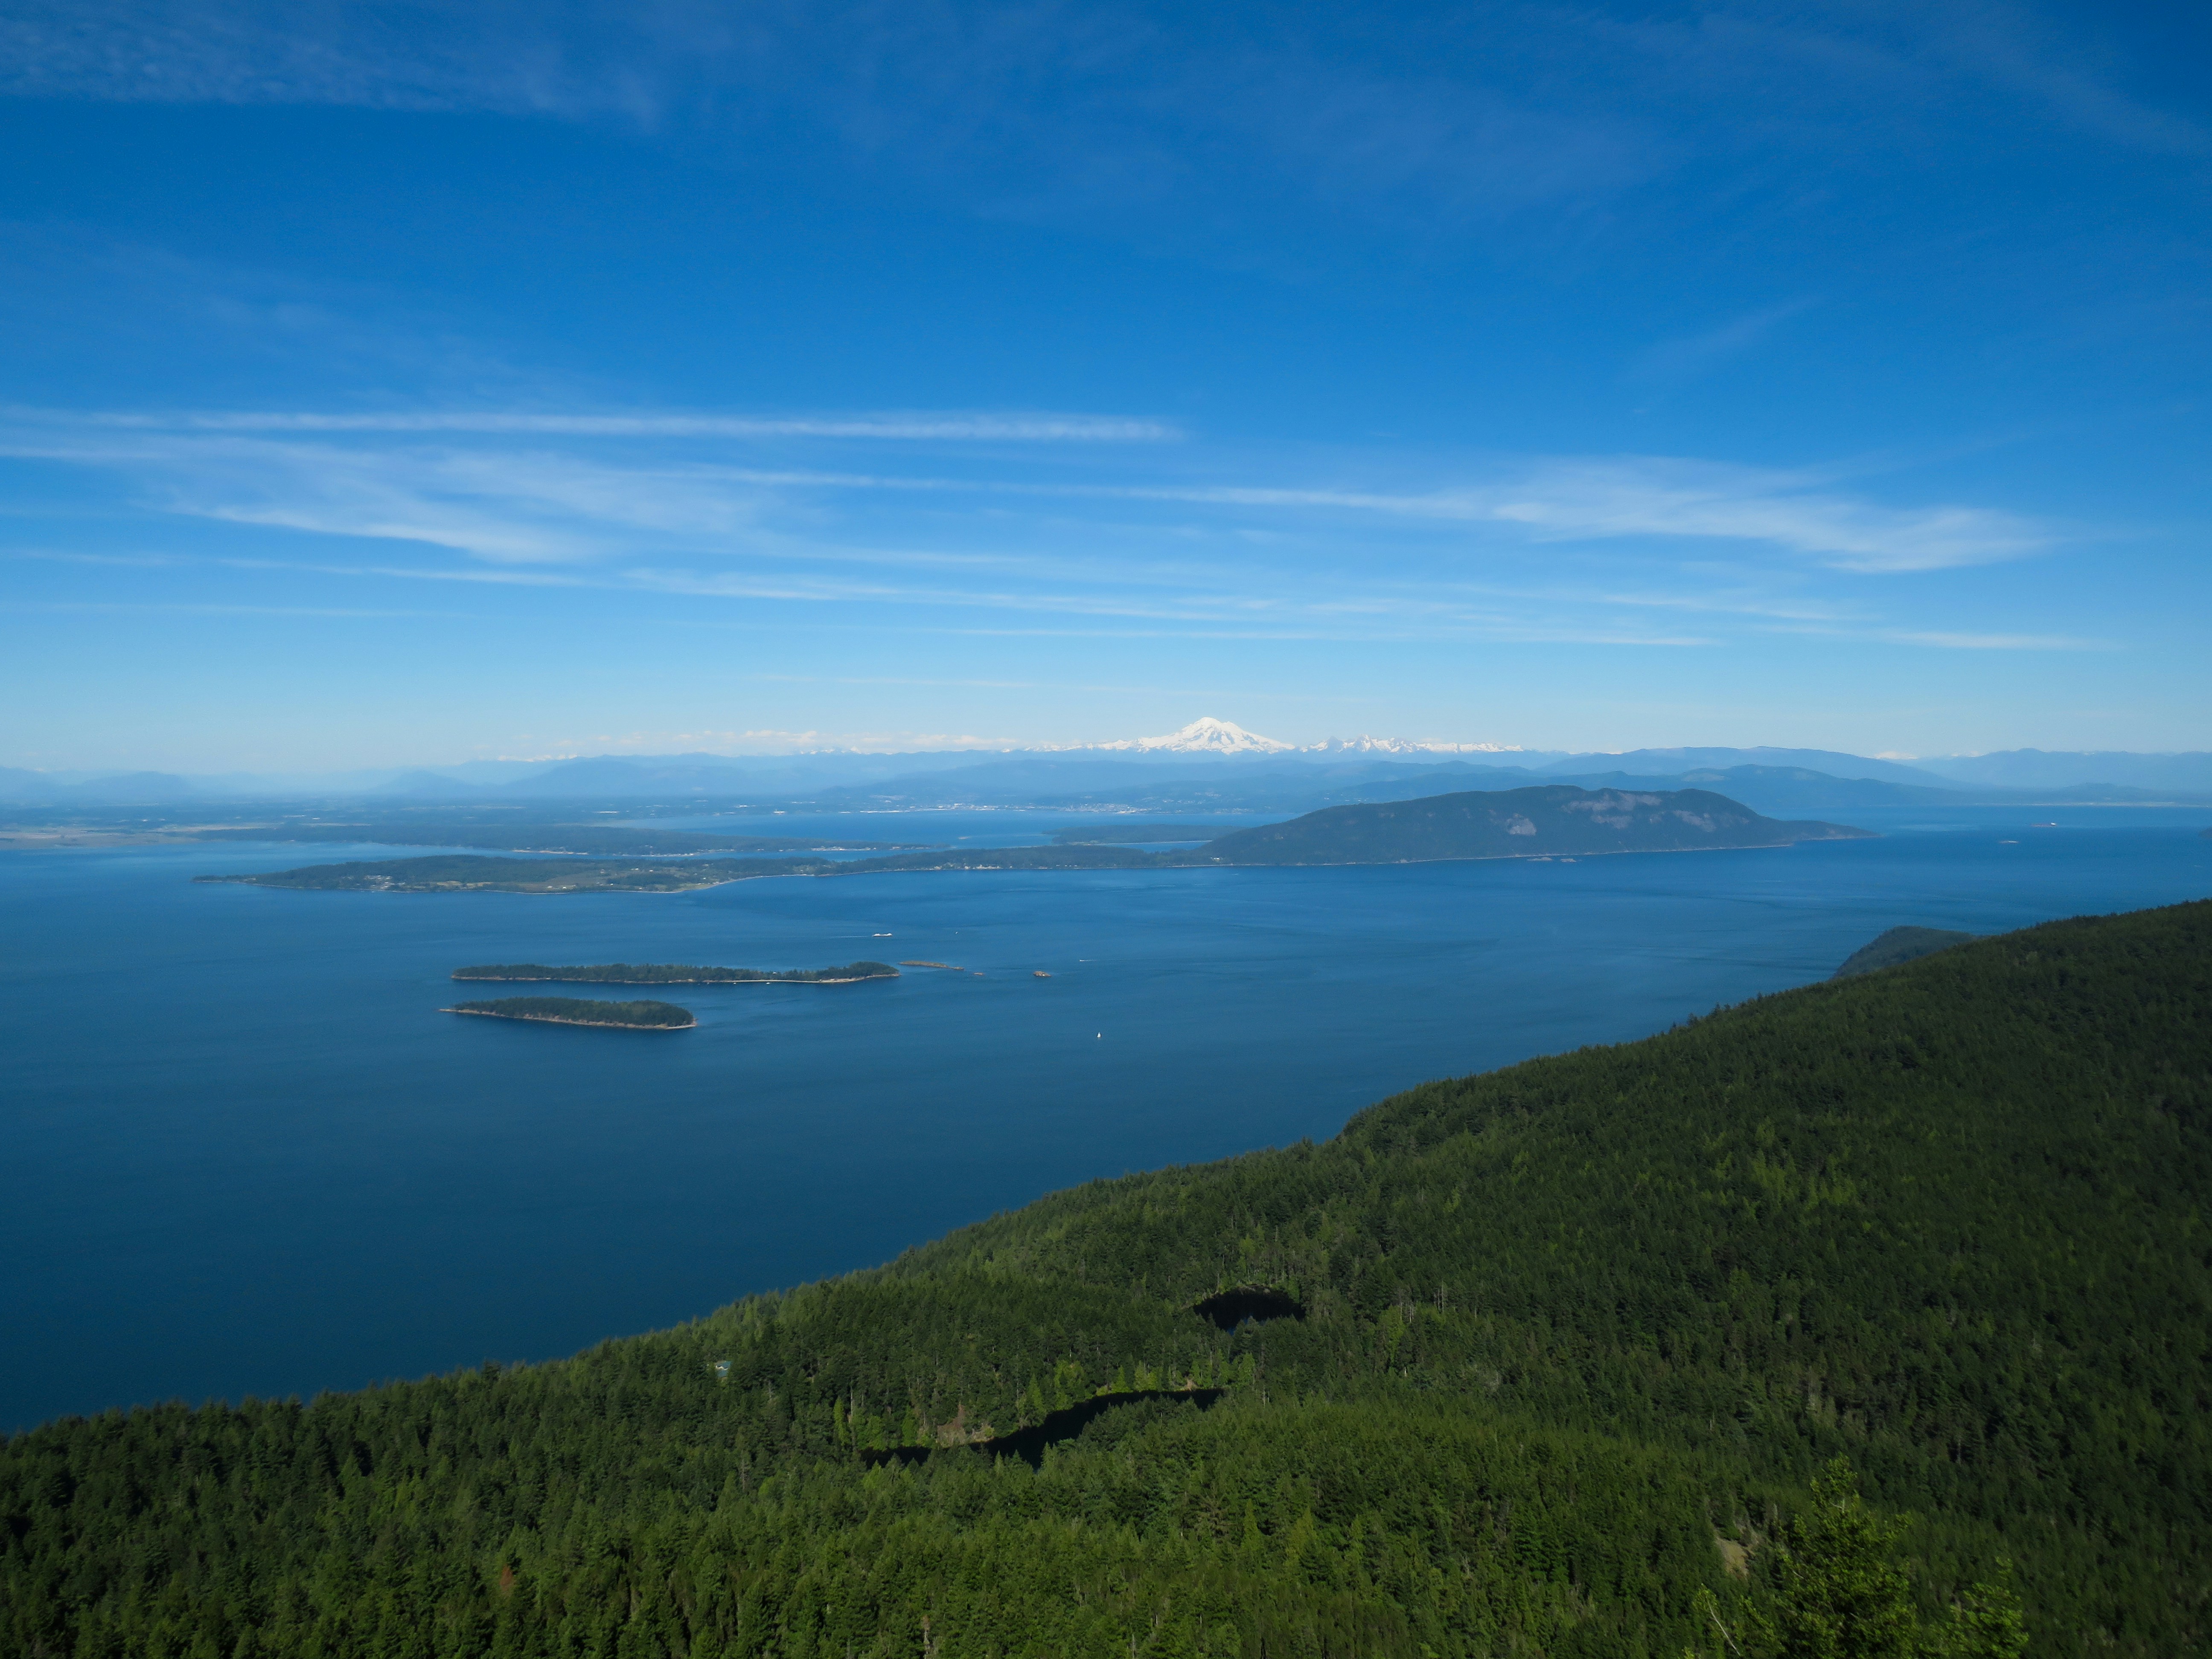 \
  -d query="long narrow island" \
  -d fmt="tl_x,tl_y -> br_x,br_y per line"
452,961 -> 899,985
443,996 -> 697,1030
